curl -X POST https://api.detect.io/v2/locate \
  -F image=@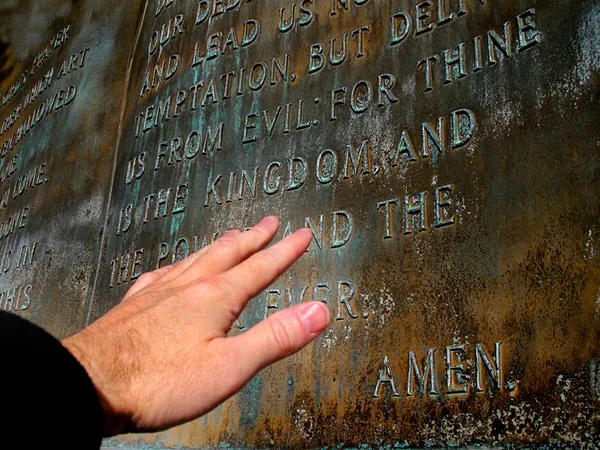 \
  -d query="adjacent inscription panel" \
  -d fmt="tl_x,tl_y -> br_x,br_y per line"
2,0 -> 600,447
0,0 -> 144,337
